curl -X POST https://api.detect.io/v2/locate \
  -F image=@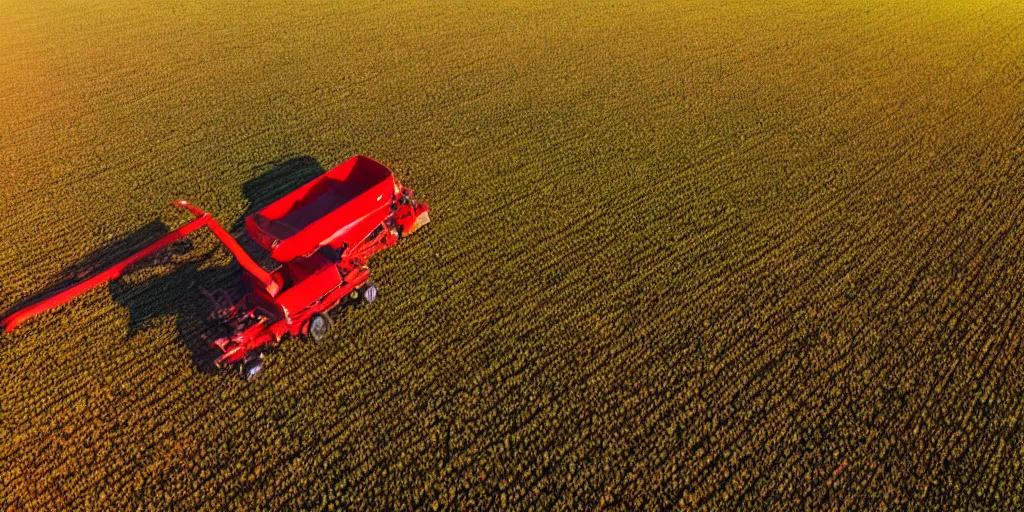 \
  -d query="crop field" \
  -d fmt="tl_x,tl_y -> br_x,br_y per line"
2,0 -> 1024,509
